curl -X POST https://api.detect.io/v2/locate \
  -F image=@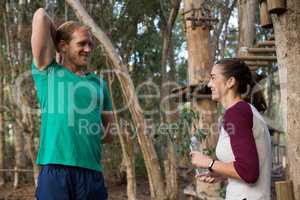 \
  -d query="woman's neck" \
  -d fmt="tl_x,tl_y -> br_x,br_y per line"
221,92 -> 242,110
